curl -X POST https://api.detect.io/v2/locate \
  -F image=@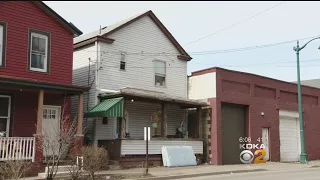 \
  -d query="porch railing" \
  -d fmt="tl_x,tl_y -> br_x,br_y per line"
0,137 -> 36,162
